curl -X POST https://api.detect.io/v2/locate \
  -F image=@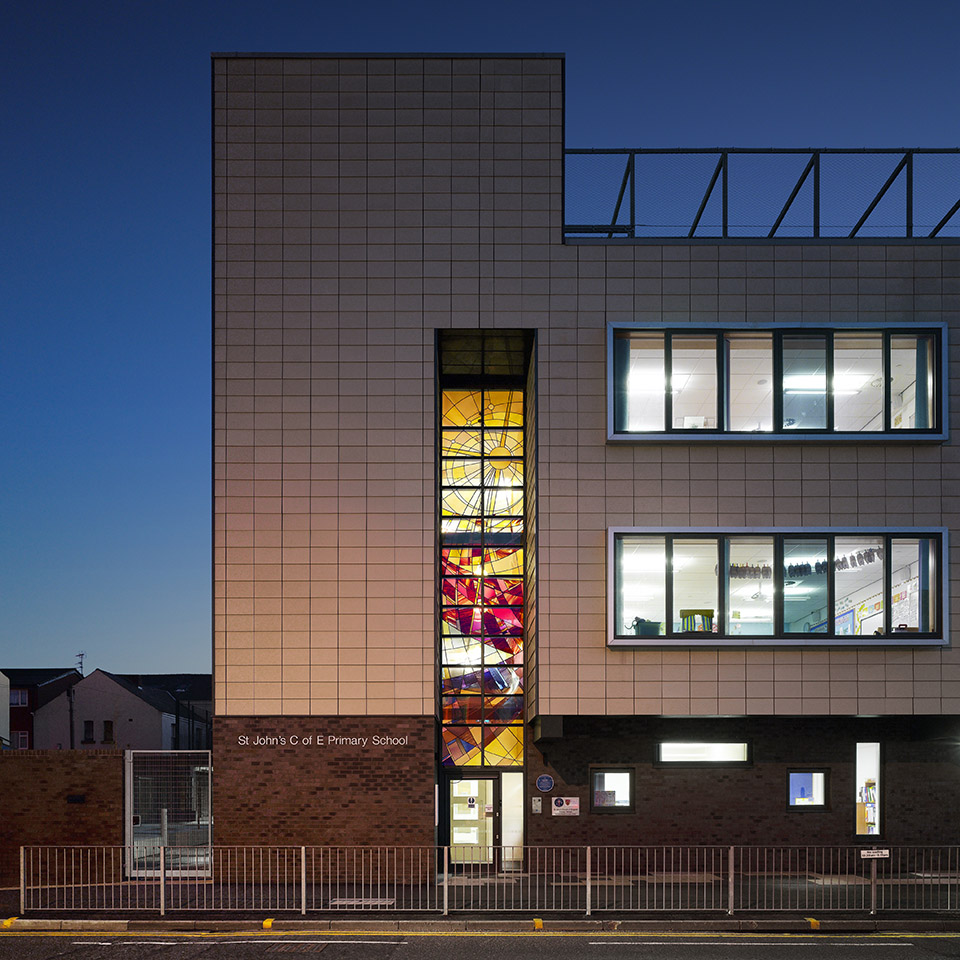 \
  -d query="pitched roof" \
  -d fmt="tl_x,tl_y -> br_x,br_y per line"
118,673 -> 211,703
97,671 -> 208,722
1,668 -> 81,687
